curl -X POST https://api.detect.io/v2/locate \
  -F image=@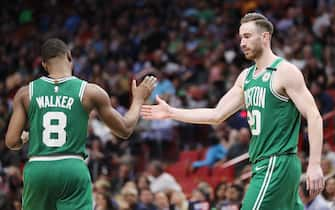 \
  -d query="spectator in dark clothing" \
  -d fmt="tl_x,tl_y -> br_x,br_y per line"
310,81 -> 334,115
216,128 -> 250,175
216,184 -> 244,210
110,163 -> 134,195
138,189 -> 157,210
